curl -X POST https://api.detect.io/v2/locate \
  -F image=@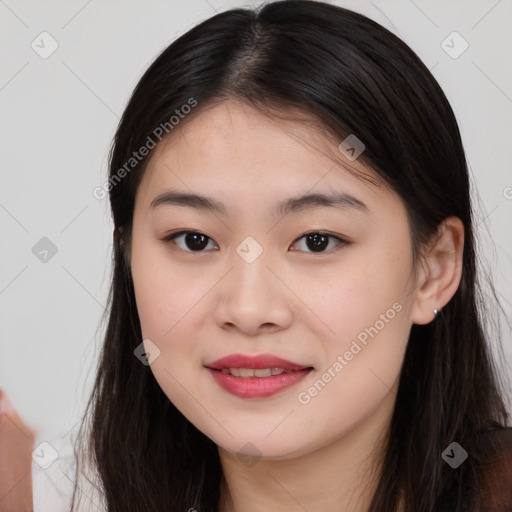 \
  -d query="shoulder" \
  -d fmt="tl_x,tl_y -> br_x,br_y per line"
469,426 -> 512,511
